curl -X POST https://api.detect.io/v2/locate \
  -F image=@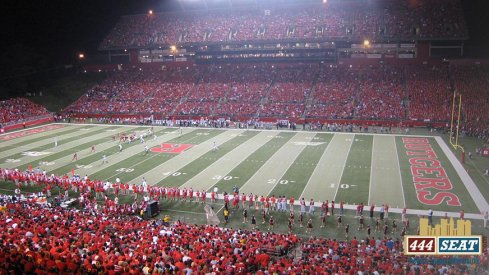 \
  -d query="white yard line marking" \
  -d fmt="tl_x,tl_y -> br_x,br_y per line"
265,133 -> 317,197
43,127 -> 141,172
333,135 -> 354,201
368,136 -> 405,207
102,130 -> 212,181
180,131 -> 278,191
133,130 -> 243,185
299,134 -> 352,201
434,136 -> 489,213
238,133 -> 302,195
367,135 -> 375,206
73,128 -> 187,176
393,136 -> 406,208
